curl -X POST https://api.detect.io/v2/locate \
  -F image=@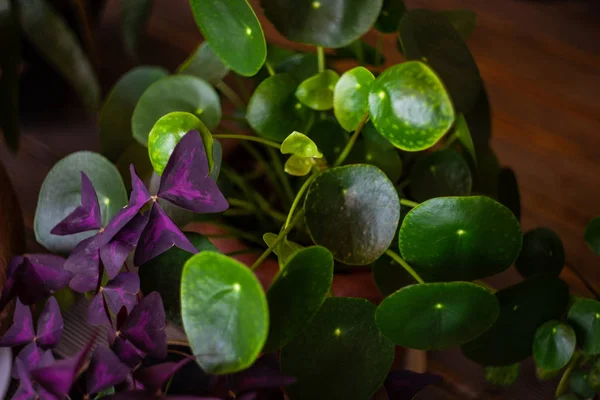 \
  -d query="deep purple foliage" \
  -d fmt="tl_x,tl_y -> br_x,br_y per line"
88,272 -> 140,326
119,292 -> 167,359
0,297 -> 63,349
85,346 -> 131,395
51,172 -> 102,235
